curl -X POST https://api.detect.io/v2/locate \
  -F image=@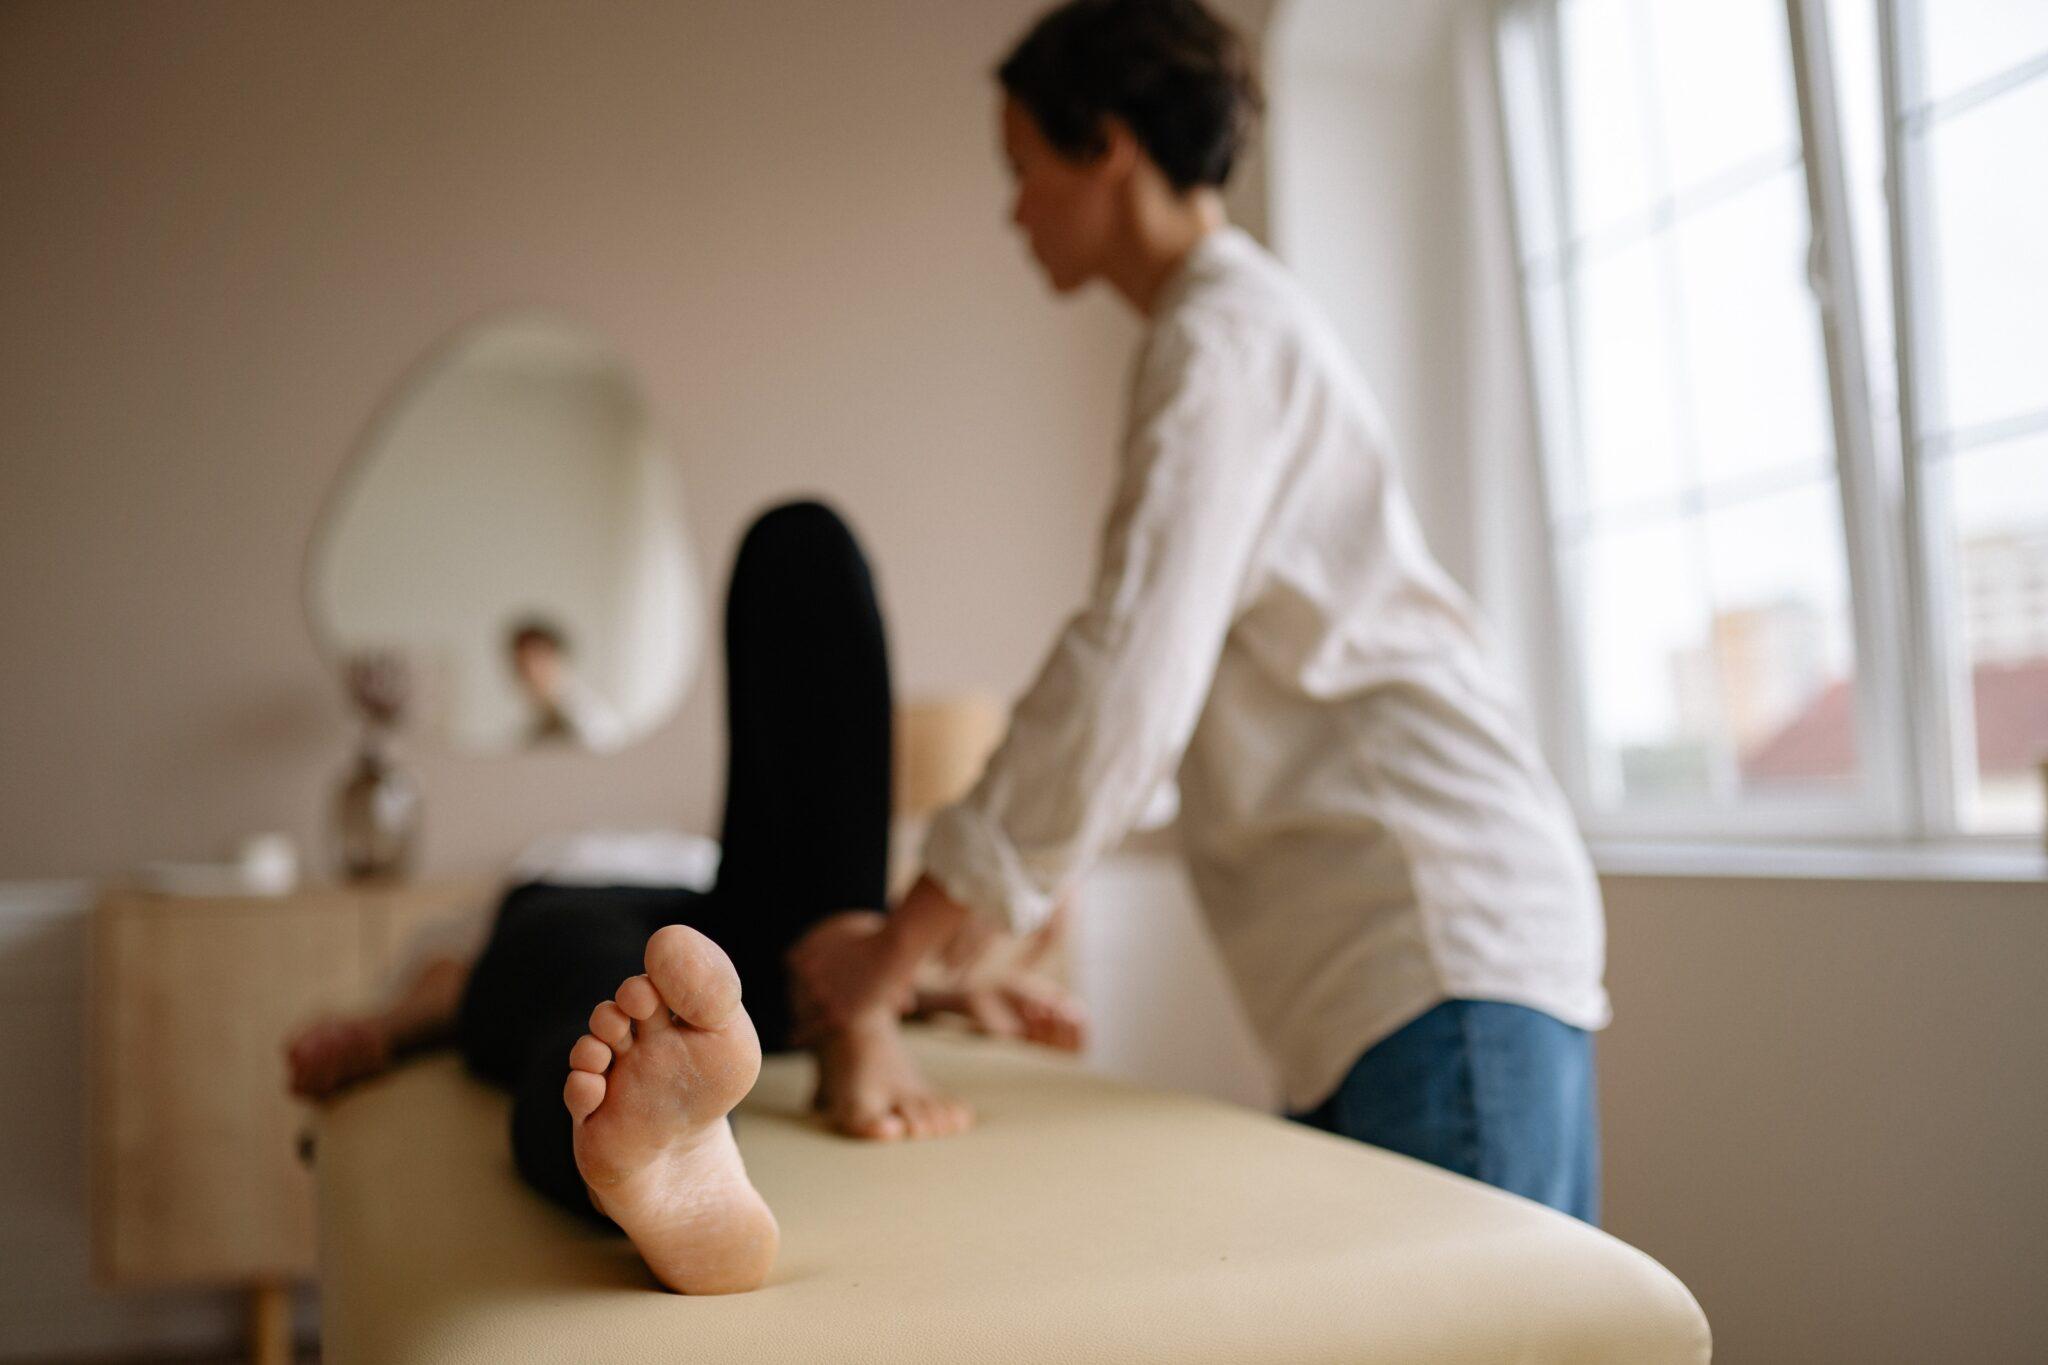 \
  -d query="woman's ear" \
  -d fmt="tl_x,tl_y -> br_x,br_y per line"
1093,115 -> 1143,181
